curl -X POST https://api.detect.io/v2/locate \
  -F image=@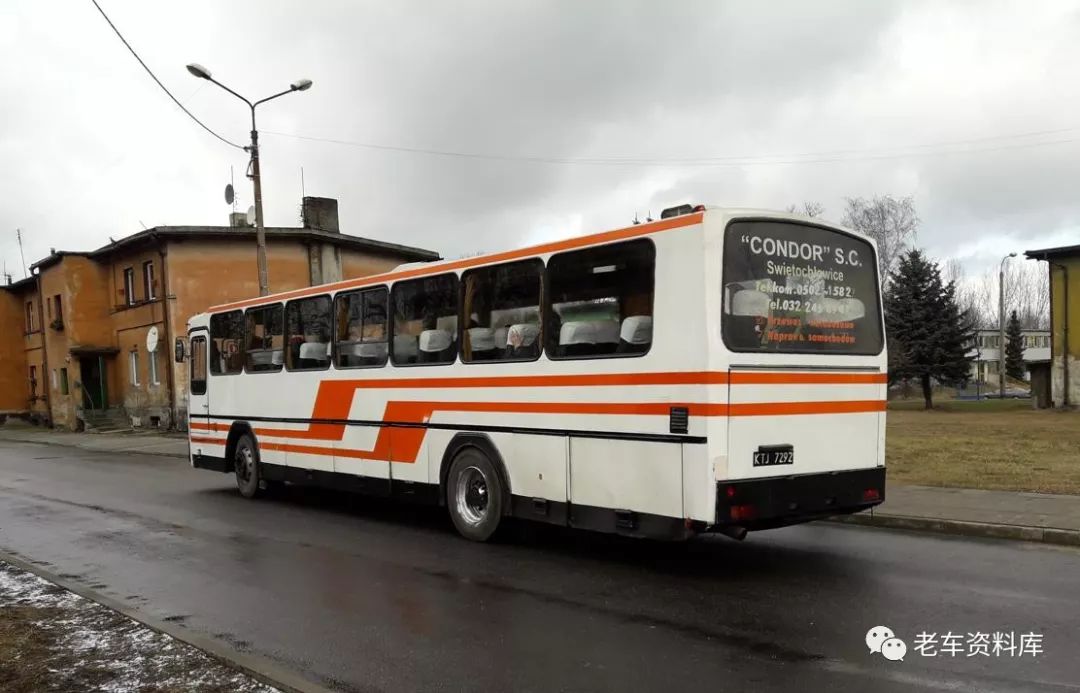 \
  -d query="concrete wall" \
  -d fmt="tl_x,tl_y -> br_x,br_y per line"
341,251 -> 404,282
38,257 -> 118,429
